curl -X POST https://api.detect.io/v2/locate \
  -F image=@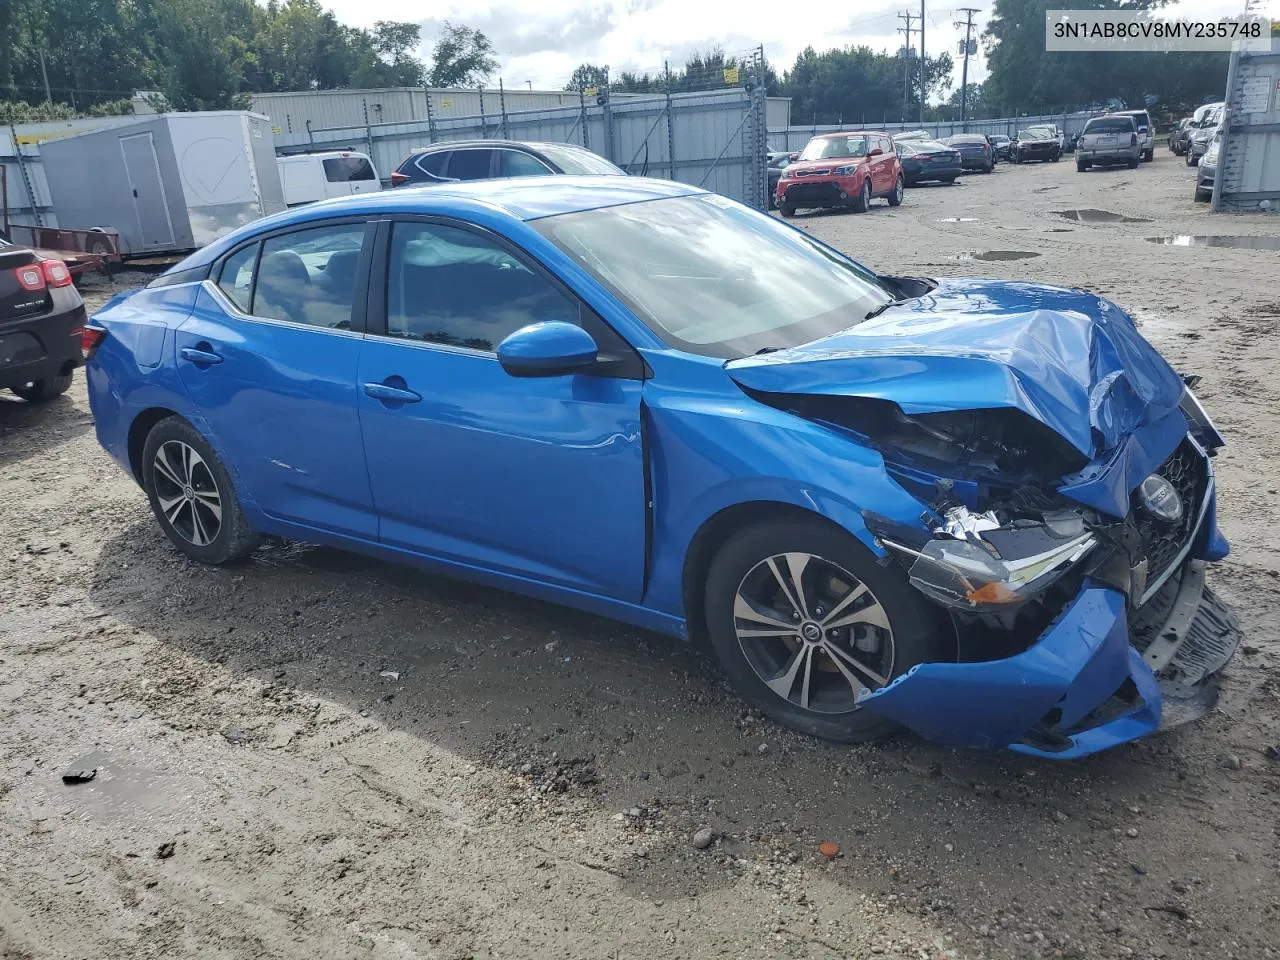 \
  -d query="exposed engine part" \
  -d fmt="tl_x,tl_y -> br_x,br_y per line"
940,506 -> 1002,540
